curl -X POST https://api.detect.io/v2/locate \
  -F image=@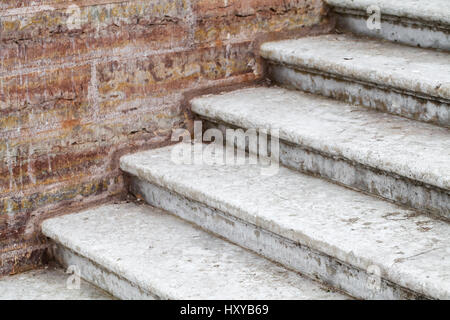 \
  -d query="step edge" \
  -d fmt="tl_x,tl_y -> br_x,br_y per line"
41,219 -> 174,300
267,63 -> 450,128
130,176 -> 432,300
42,206 -> 348,300
325,0 -> 450,27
